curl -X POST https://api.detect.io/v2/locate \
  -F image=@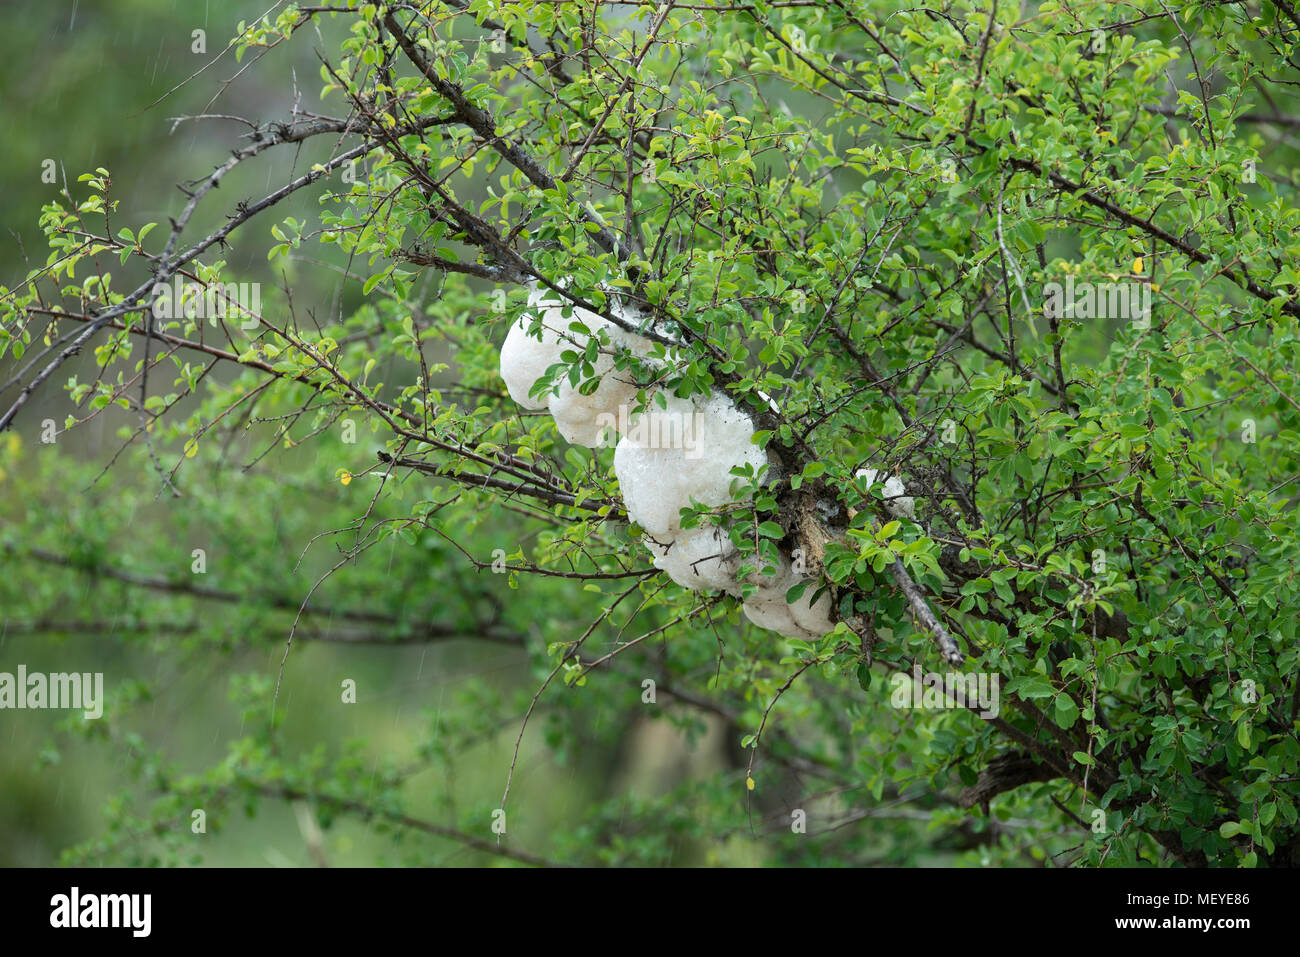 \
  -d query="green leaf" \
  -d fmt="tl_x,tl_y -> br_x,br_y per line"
856,662 -> 872,691
1054,694 -> 1080,729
